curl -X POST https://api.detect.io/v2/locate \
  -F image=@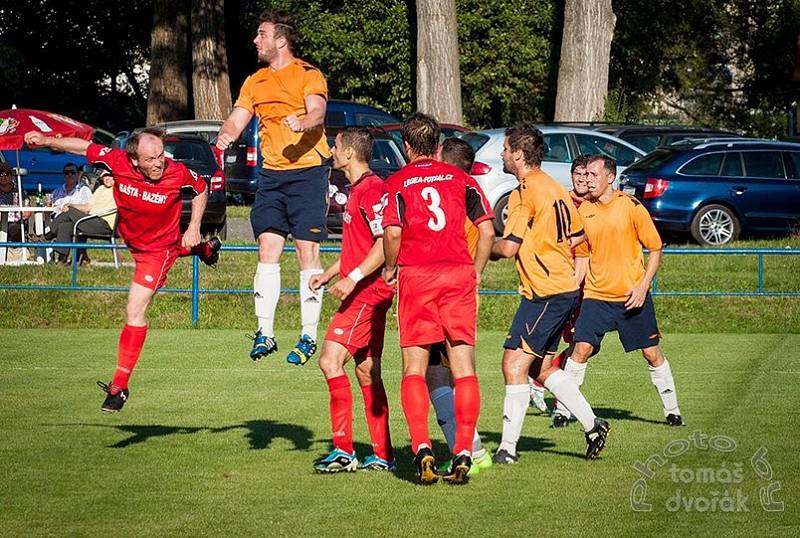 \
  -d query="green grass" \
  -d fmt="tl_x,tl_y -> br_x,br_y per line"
1,237 -> 798,332
0,330 -> 797,536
